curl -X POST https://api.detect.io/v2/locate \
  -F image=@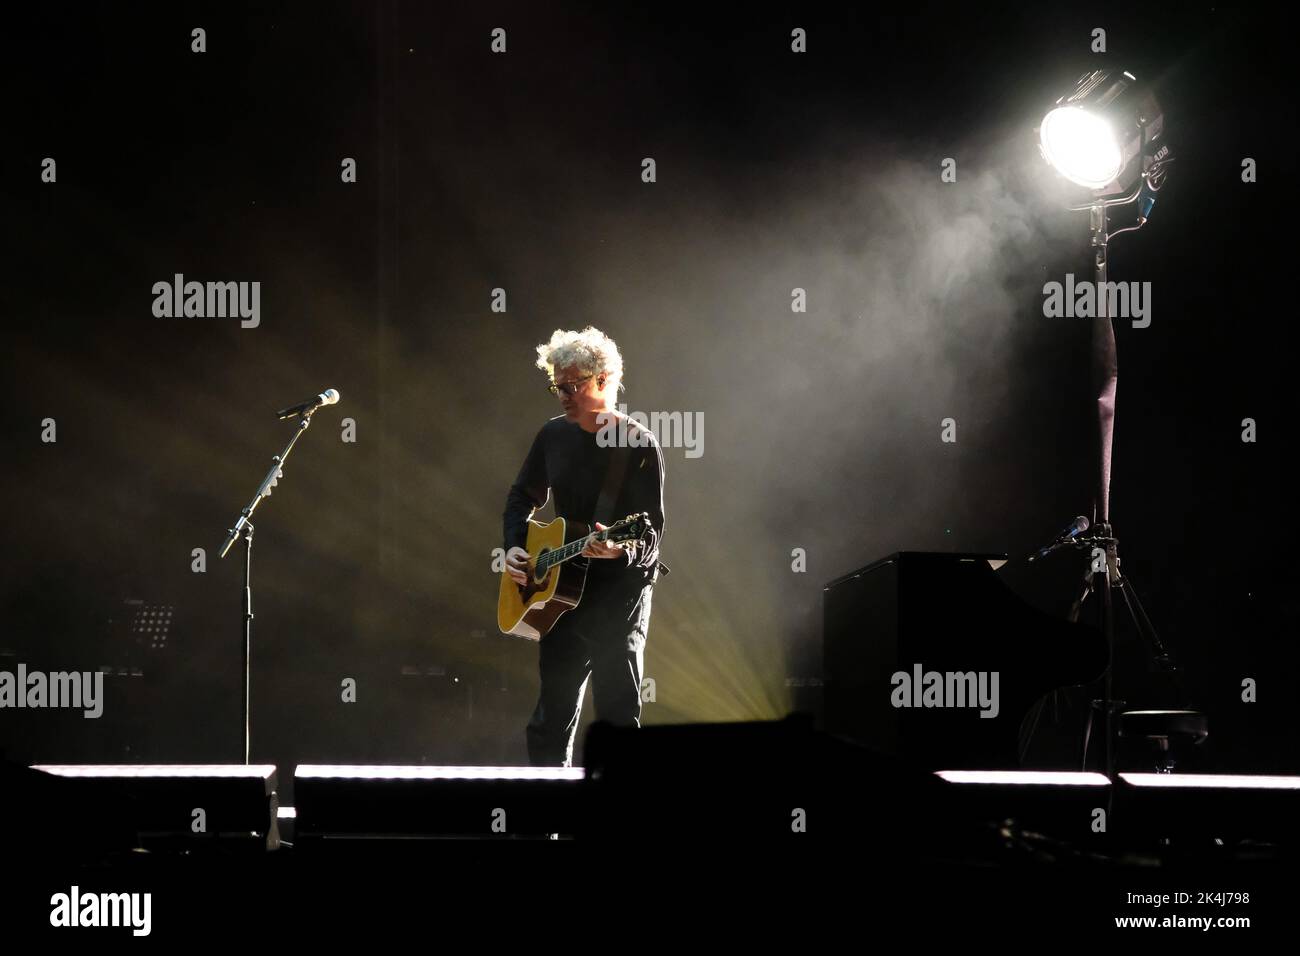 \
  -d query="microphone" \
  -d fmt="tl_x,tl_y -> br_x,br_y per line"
1029,515 -> 1090,562
1053,515 -> 1090,543
277,388 -> 340,420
